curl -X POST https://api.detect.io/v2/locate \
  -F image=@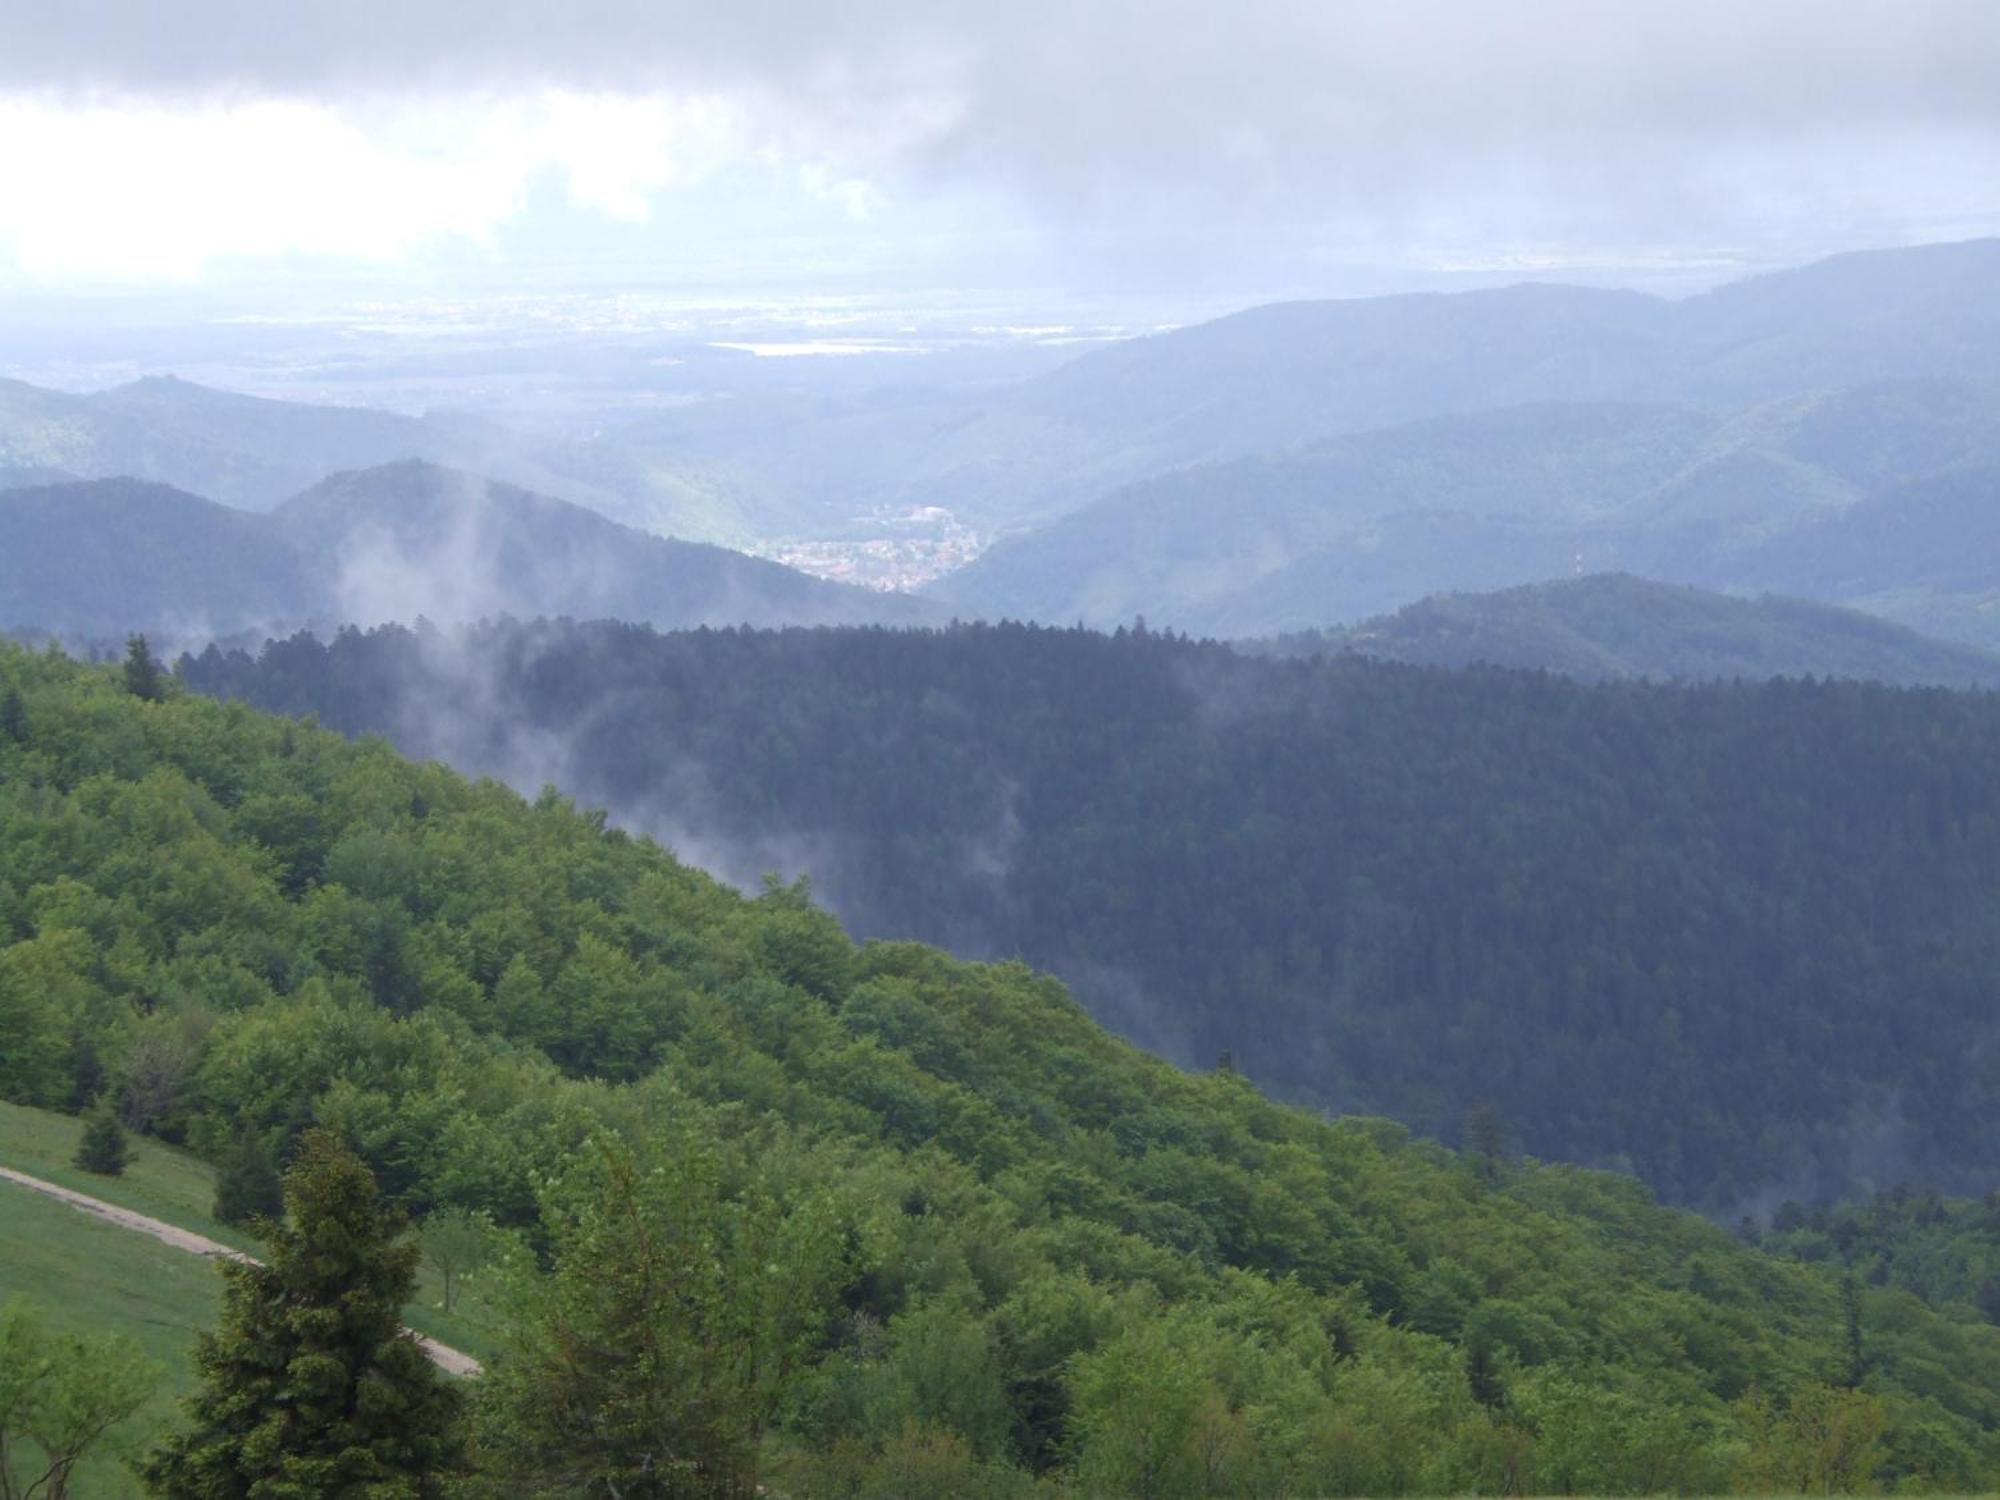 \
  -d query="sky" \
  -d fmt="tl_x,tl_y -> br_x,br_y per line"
2,1 -> 1999,305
